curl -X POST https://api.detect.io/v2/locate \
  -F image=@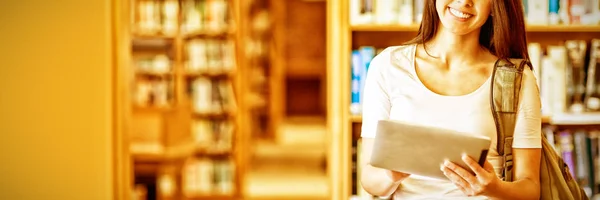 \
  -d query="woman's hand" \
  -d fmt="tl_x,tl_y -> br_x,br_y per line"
440,154 -> 501,197
385,170 -> 410,183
